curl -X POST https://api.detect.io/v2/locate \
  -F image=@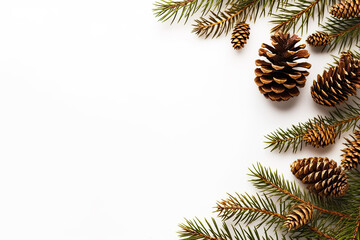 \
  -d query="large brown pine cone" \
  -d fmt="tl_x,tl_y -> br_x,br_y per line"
303,123 -> 336,148
283,204 -> 313,230
306,32 -> 332,47
291,157 -> 349,197
341,131 -> 360,170
330,0 -> 360,19
311,51 -> 360,107
231,22 -> 250,50
254,32 -> 311,101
